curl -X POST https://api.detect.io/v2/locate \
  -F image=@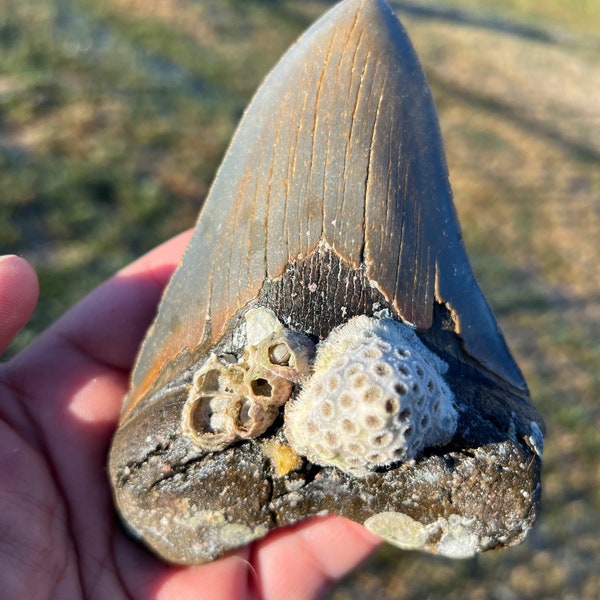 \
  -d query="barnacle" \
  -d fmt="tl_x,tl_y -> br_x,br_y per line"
284,315 -> 457,475
243,307 -> 314,383
182,308 -> 315,451
181,354 -> 280,450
